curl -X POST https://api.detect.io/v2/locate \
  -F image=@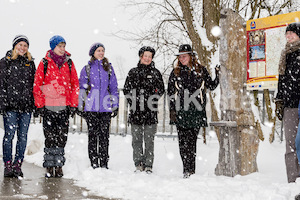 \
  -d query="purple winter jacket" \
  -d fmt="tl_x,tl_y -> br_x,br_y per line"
78,59 -> 119,112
